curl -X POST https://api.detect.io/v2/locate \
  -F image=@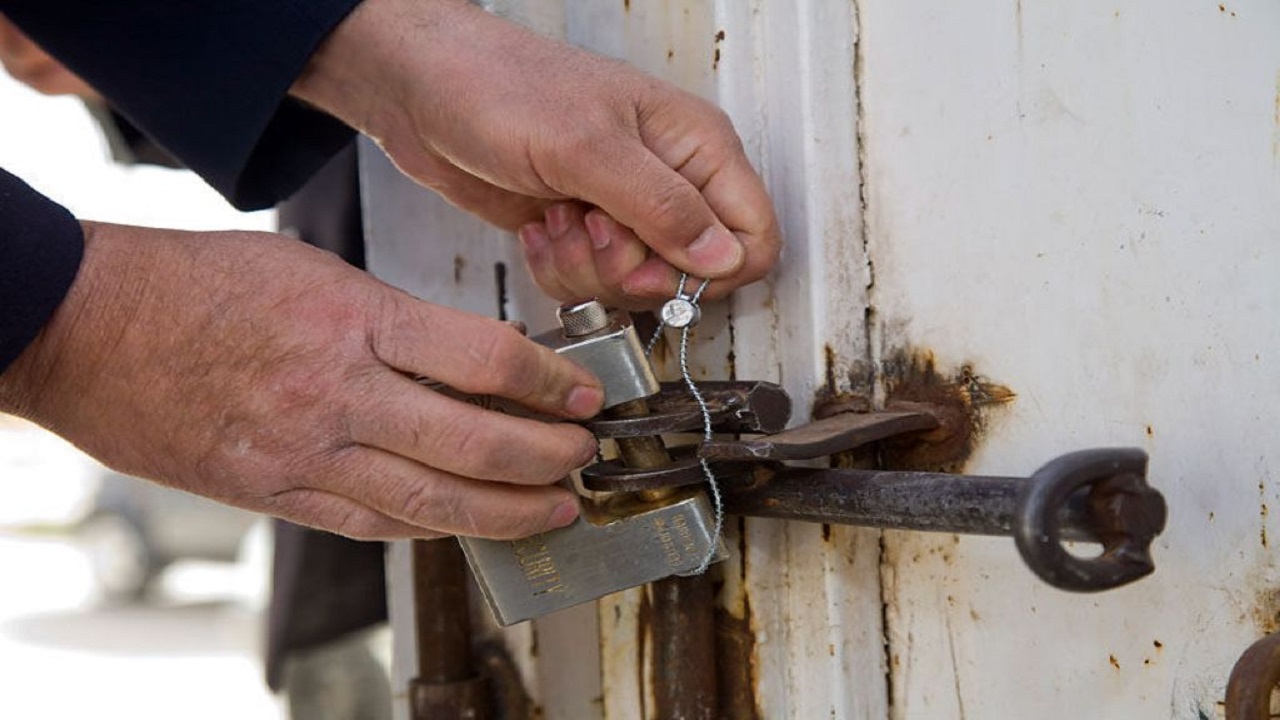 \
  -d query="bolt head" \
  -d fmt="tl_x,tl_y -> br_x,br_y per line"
660,297 -> 701,328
